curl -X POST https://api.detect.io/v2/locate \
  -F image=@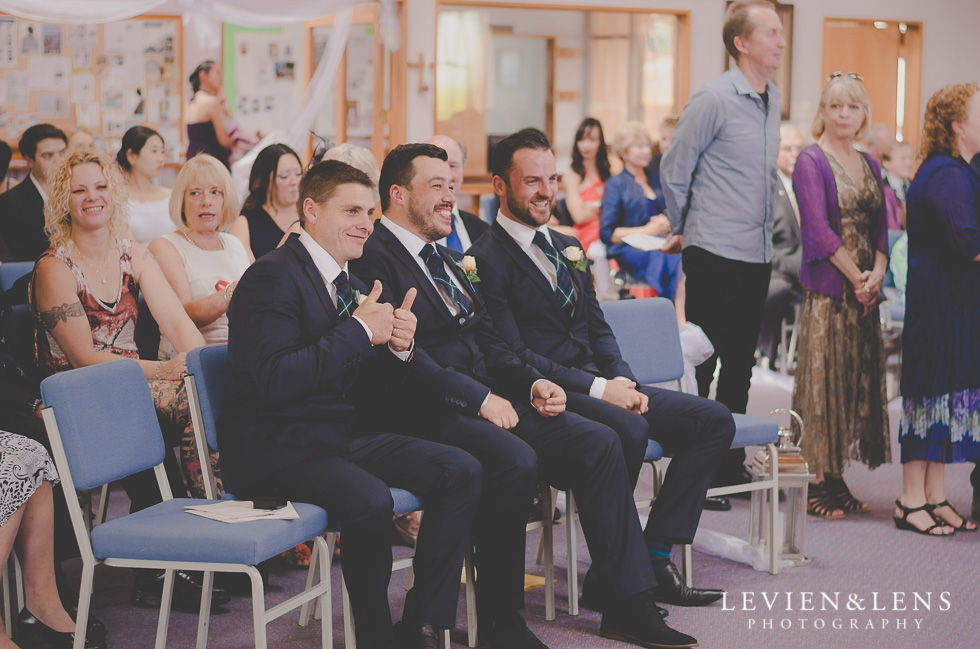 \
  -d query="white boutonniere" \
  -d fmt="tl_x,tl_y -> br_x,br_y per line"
563,246 -> 589,272
355,290 -> 367,306
457,255 -> 480,283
